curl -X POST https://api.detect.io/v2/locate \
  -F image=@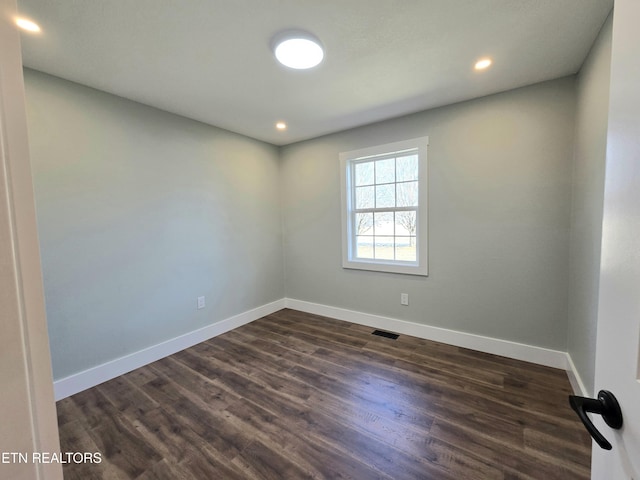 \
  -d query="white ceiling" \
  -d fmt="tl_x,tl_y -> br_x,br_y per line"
17,0 -> 613,146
